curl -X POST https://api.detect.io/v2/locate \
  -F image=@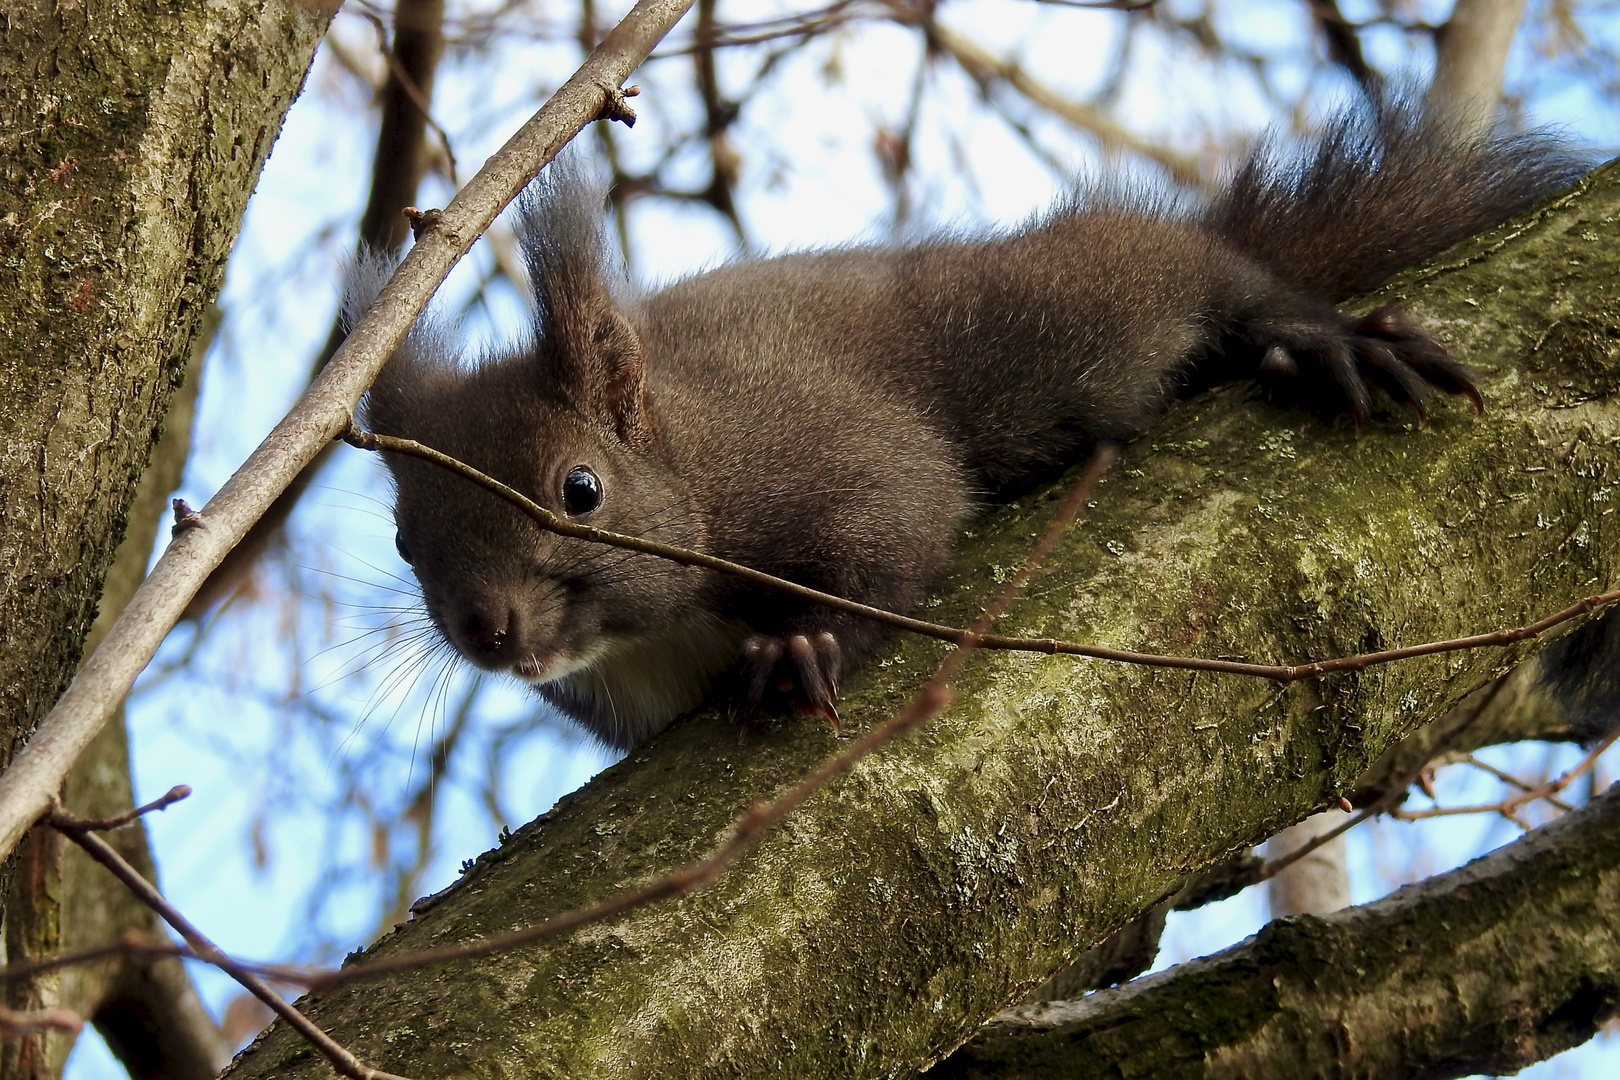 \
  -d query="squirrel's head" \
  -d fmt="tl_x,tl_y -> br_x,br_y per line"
357,154 -> 707,702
